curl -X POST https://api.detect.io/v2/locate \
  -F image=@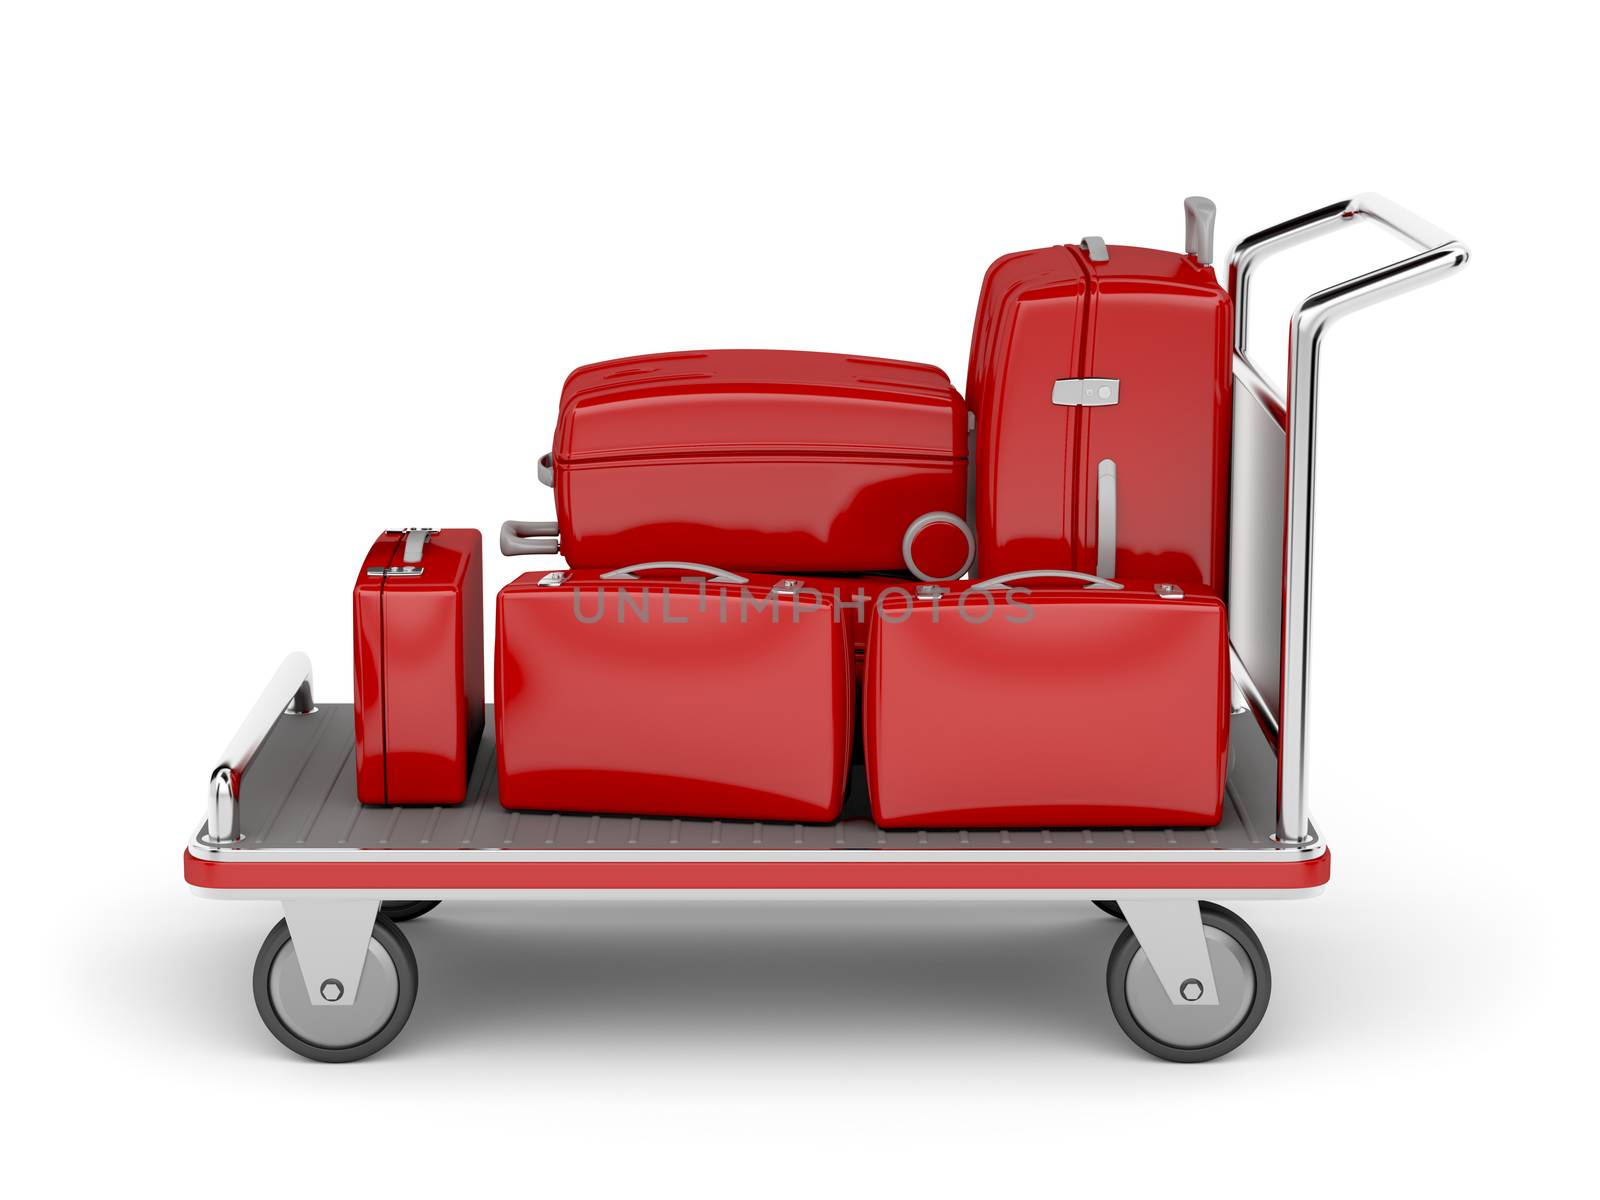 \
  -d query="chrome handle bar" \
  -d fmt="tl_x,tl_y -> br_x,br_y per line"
1227,194 -> 1468,844
203,652 -> 316,844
